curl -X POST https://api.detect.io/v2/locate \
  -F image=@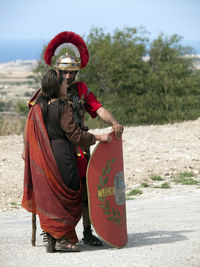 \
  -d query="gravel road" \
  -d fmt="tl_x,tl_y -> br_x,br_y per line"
1,186 -> 200,267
